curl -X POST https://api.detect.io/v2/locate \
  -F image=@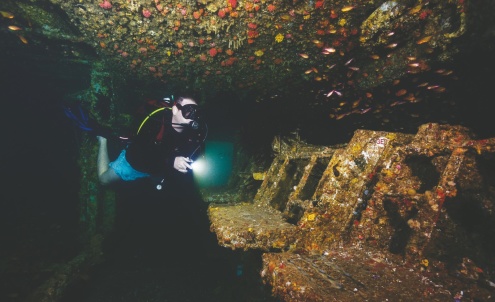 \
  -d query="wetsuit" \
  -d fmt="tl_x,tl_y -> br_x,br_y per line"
125,108 -> 205,178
